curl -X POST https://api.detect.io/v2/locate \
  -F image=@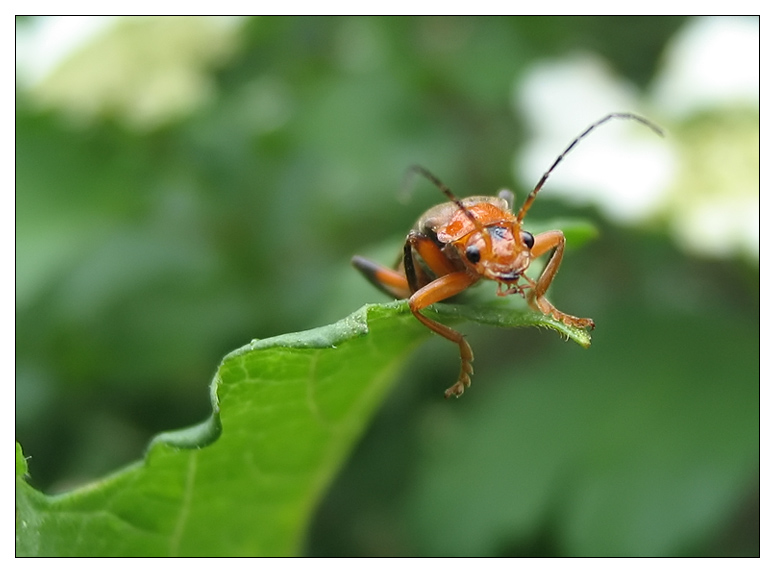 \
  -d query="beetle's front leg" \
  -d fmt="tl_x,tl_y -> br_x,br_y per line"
408,271 -> 479,398
526,230 -> 594,330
